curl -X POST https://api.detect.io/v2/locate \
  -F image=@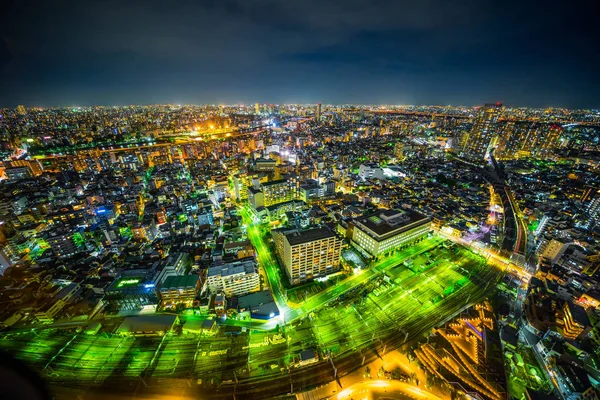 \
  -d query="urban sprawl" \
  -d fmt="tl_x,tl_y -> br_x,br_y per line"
1,103 -> 600,399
